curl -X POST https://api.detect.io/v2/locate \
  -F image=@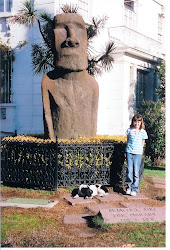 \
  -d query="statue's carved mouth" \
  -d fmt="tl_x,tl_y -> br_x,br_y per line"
60,48 -> 80,56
